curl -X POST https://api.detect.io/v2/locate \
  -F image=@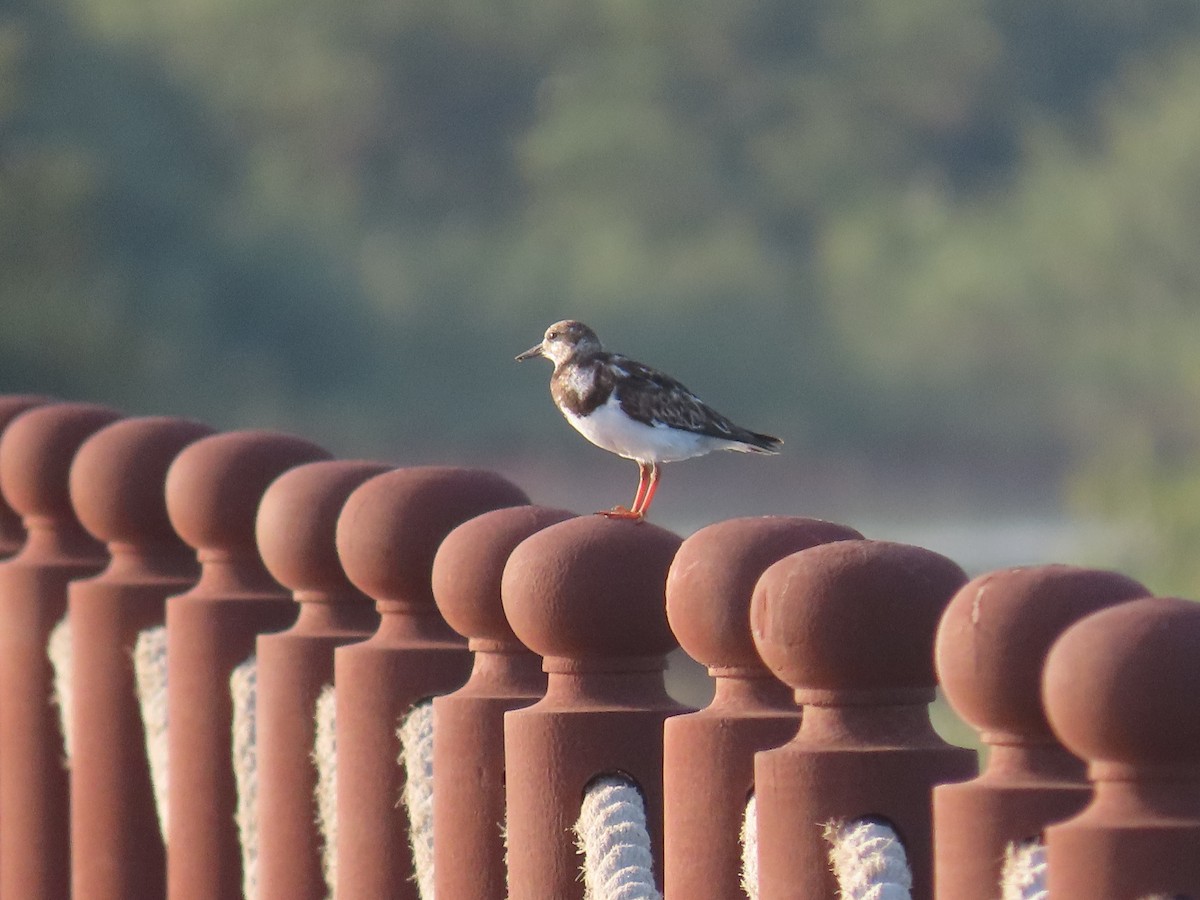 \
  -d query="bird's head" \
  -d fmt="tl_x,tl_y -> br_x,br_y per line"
515,320 -> 602,367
